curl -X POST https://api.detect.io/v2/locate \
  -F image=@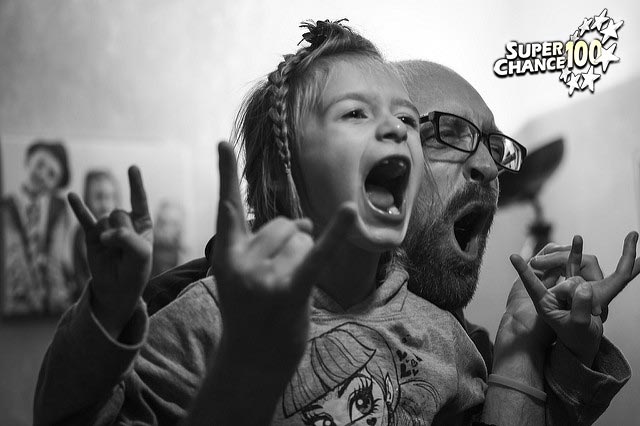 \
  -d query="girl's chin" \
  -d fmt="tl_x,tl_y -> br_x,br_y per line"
349,217 -> 406,253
